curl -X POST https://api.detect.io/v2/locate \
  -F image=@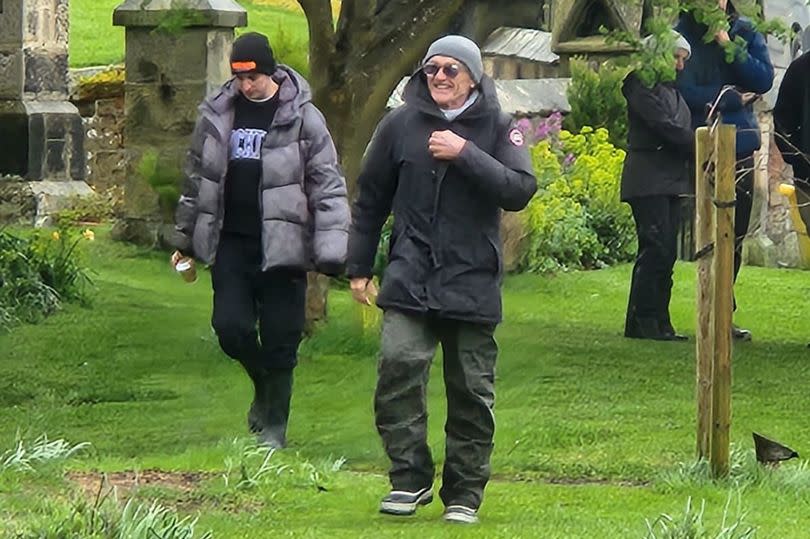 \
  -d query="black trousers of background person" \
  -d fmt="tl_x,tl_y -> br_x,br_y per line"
210,232 -> 307,374
733,156 -> 755,309
625,196 -> 681,330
